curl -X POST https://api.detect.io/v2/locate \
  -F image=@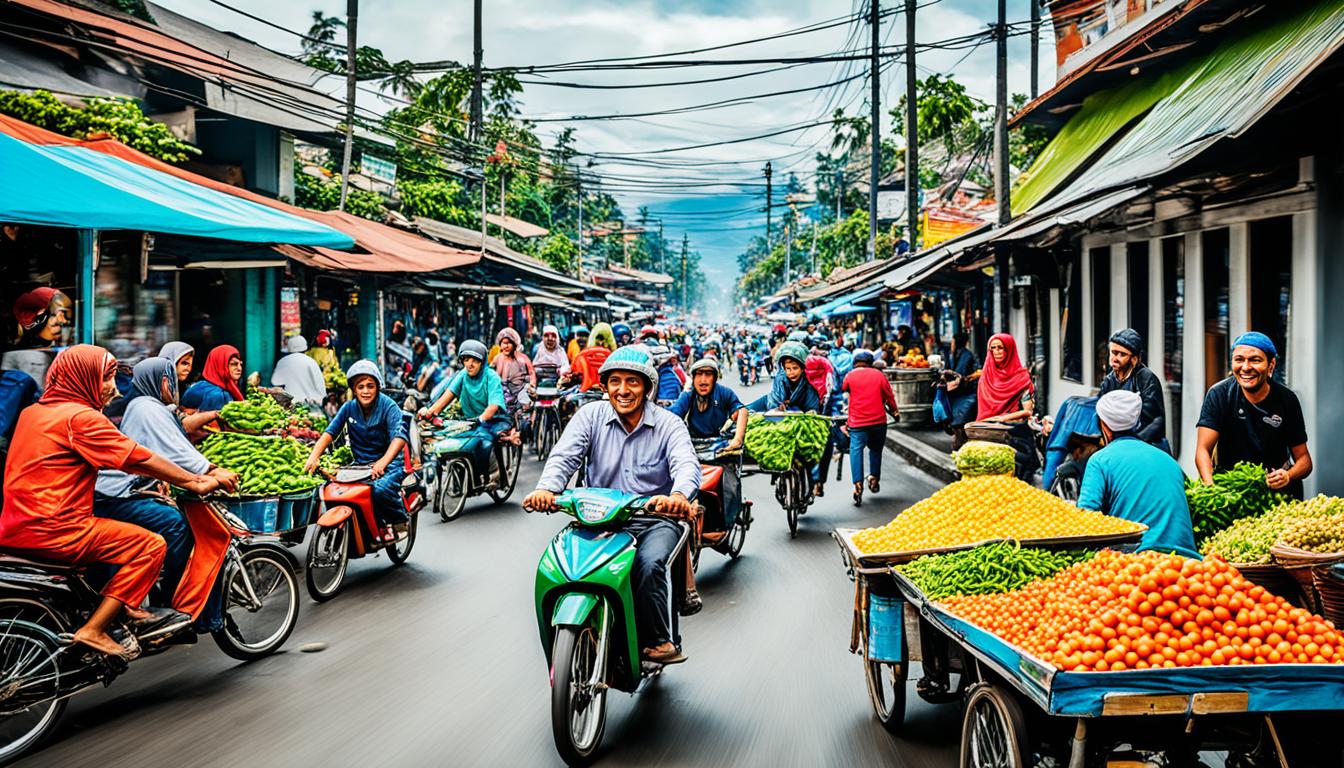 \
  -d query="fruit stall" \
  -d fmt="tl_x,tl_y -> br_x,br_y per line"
833,443 -> 1344,766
